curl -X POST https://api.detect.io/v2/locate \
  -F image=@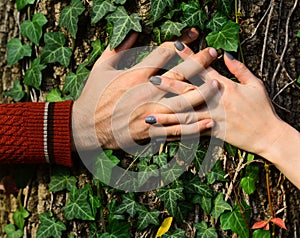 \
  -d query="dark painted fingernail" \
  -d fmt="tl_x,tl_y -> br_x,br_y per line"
224,51 -> 235,60
174,41 -> 185,51
150,76 -> 162,85
145,116 -> 157,125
